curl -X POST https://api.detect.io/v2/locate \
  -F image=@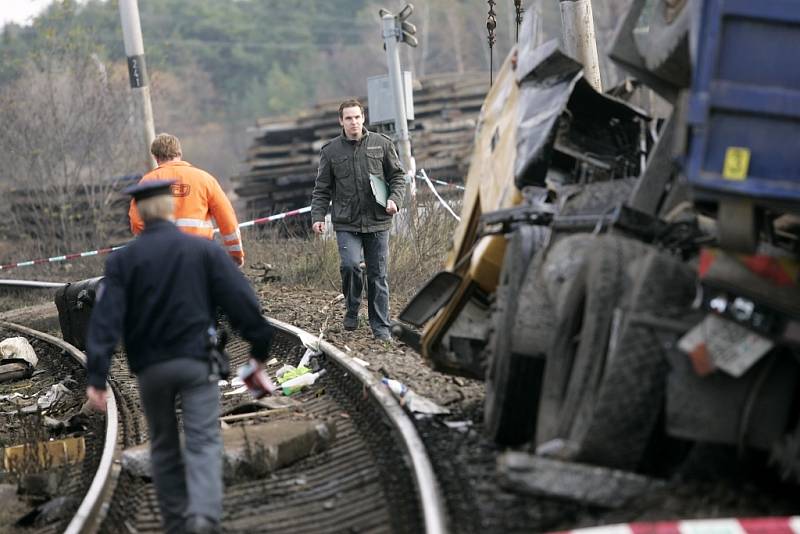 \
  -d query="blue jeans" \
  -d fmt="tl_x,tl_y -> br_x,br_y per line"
336,230 -> 391,337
